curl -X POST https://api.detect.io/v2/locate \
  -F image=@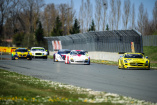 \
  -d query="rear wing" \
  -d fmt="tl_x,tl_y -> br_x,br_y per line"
118,52 -> 125,54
